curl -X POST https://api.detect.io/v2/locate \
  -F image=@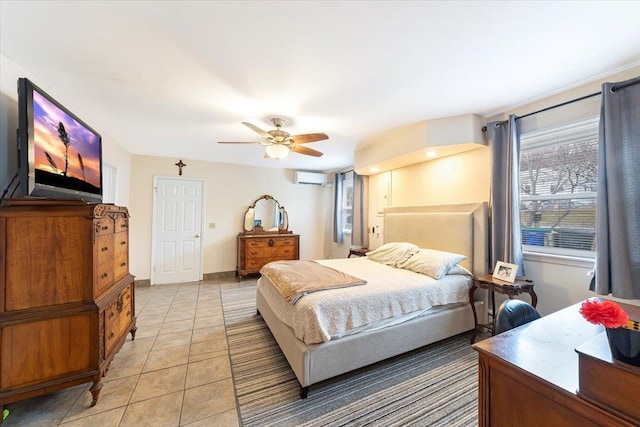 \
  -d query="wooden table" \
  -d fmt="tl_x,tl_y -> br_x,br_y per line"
348,247 -> 368,258
469,274 -> 537,343
472,302 -> 640,427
